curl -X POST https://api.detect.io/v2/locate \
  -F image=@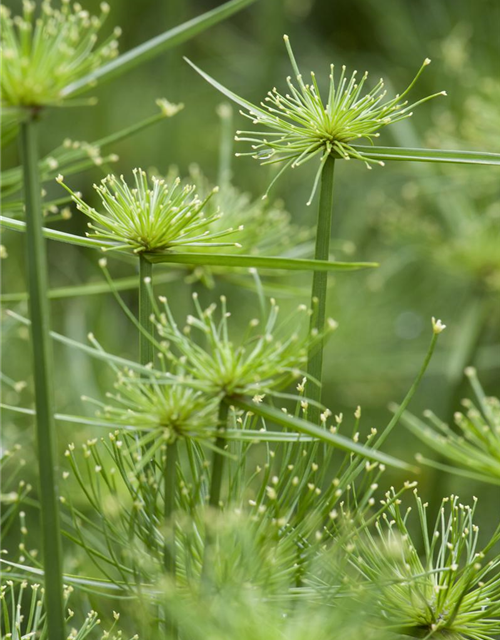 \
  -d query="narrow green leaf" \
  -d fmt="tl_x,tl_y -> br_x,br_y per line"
351,145 -> 500,166
185,57 -> 264,116
230,397 -> 414,470
0,559 -> 145,595
0,271 -> 179,304
146,252 -> 377,271
62,0 -> 258,97
223,429 -> 315,442
1,217 -> 375,272
0,403 -> 149,432
1,215 -> 113,249
1,403 -> 315,441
